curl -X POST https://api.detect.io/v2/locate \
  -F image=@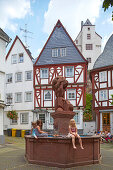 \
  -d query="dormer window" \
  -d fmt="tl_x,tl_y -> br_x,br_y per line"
52,48 -> 58,57
60,48 -> 66,57
19,53 -> 24,63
